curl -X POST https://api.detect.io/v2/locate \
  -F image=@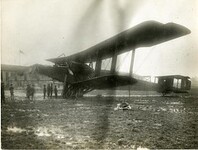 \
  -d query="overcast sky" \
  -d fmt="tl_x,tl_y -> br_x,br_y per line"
1,0 -> 198,77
